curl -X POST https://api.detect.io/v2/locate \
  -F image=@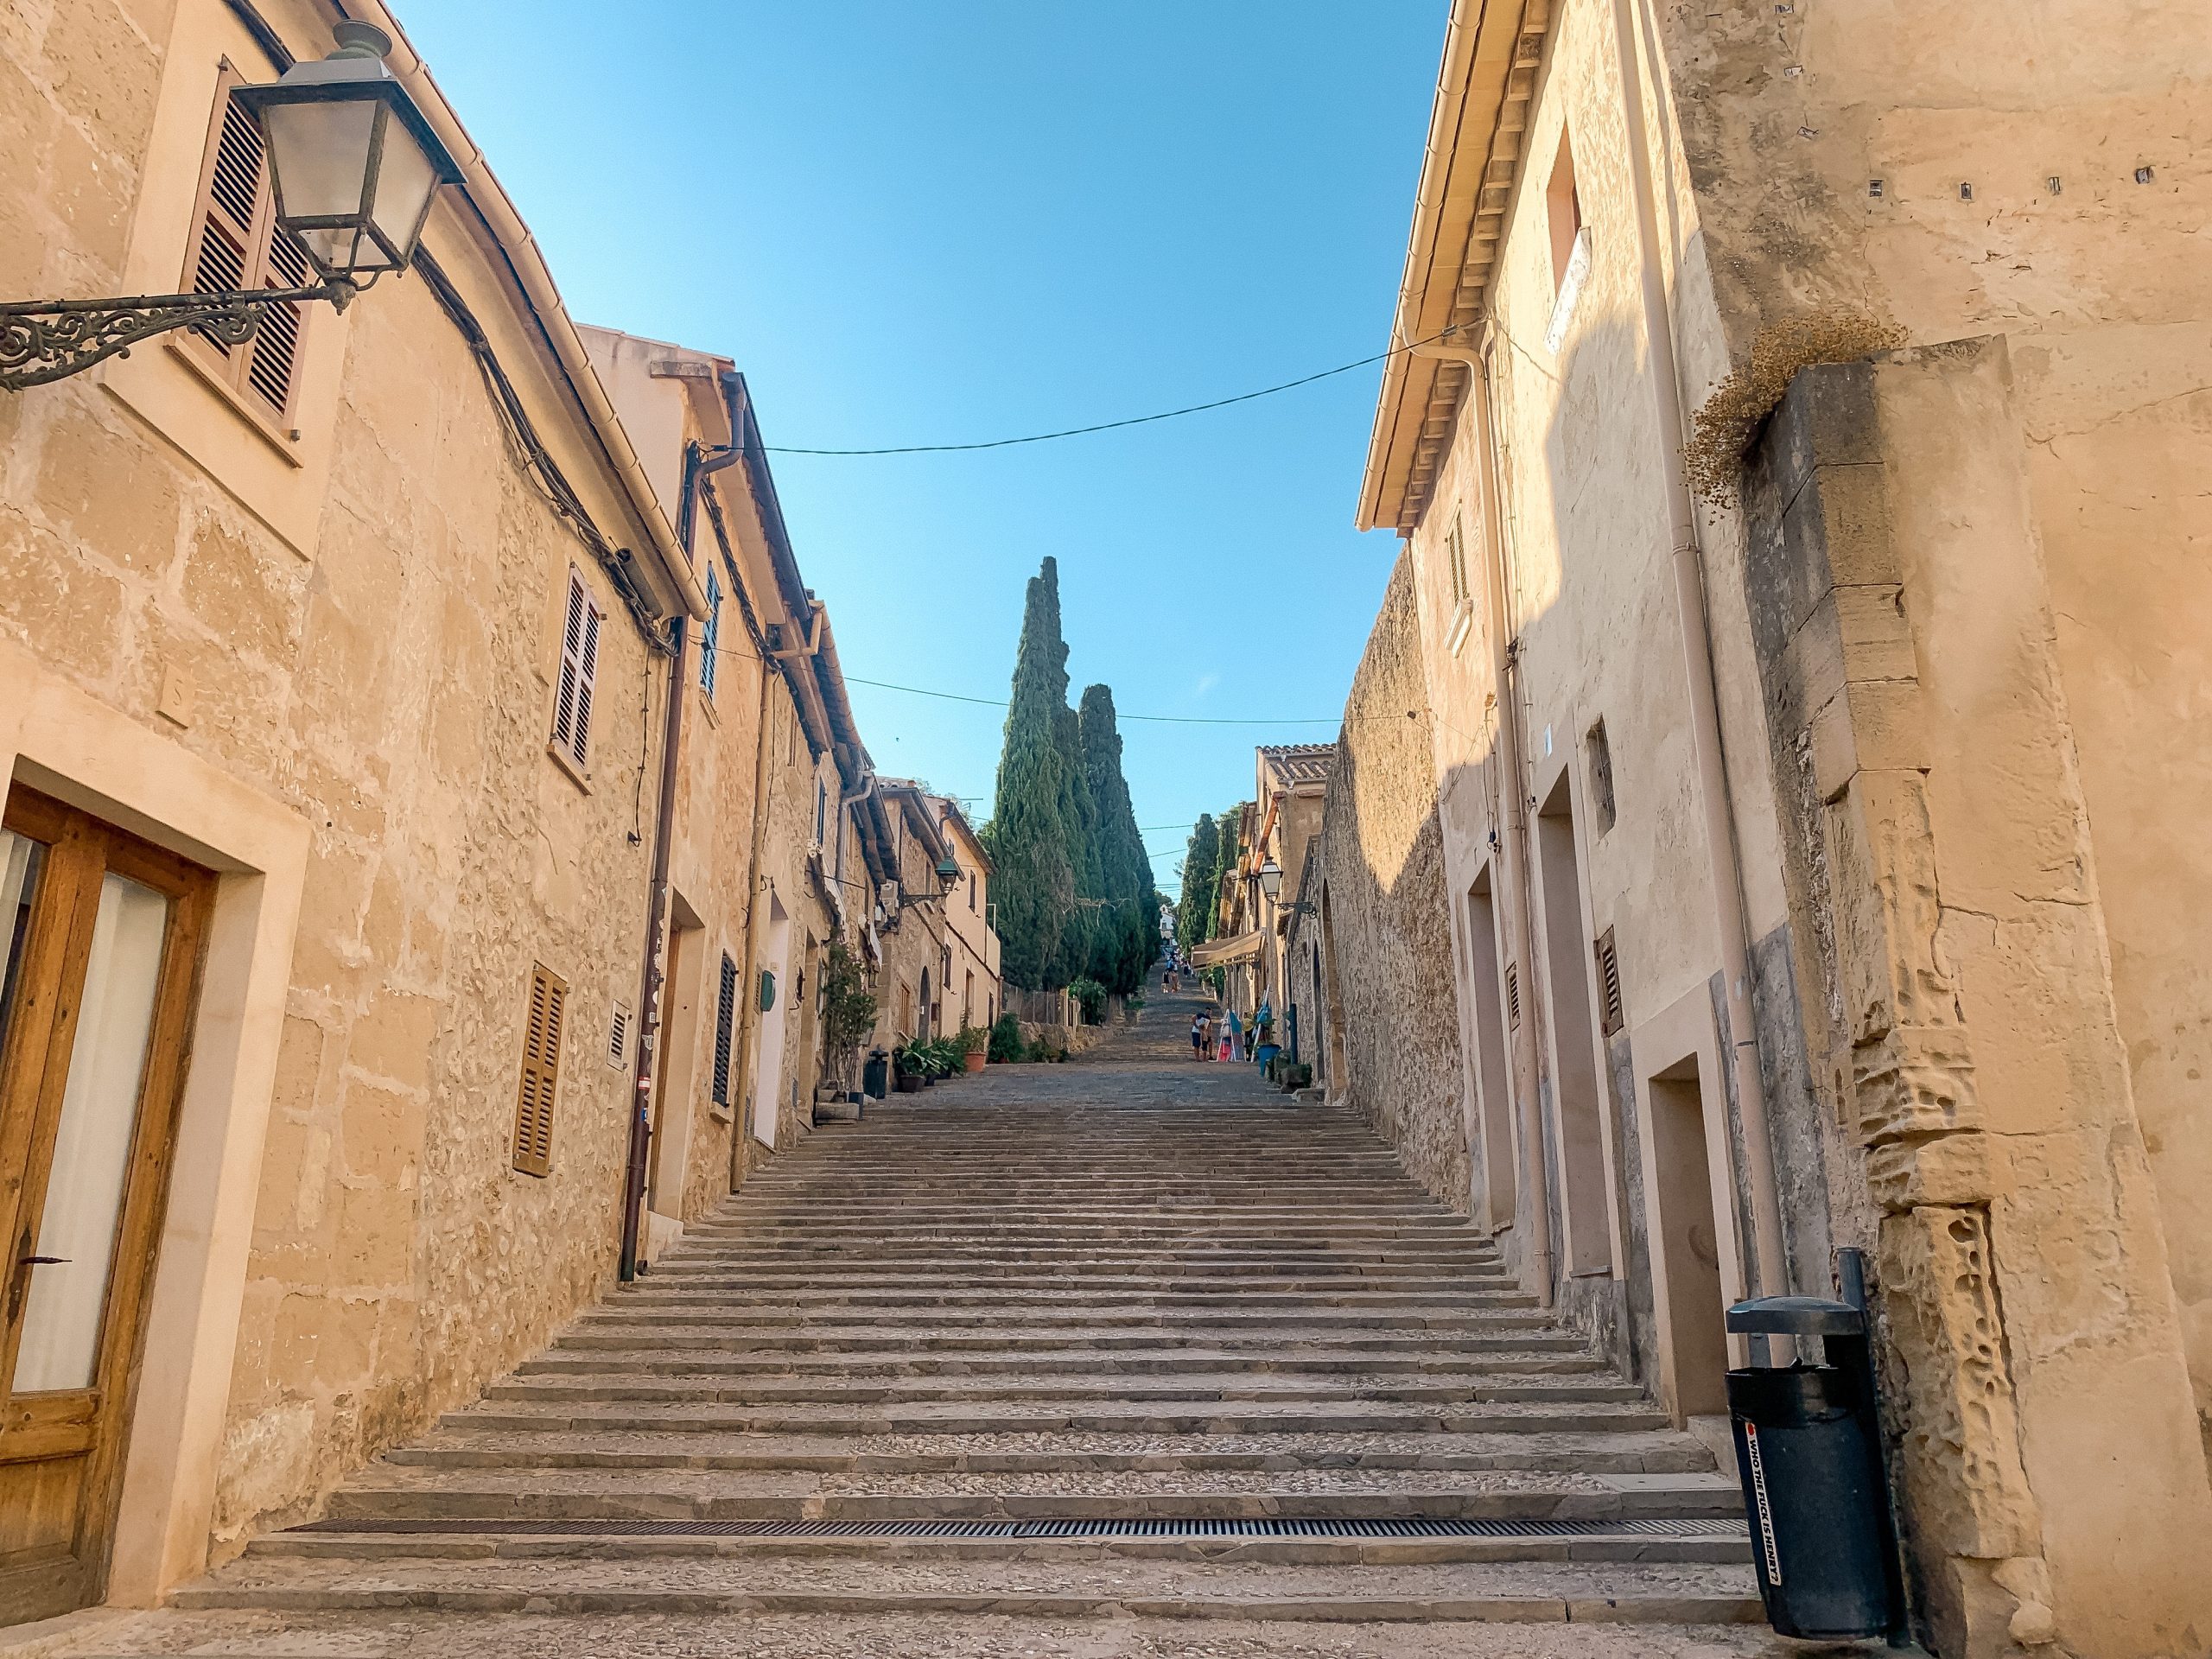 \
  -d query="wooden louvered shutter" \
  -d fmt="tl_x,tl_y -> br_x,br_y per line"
575,601 -> 601,765
1593,927 -> 1624,1037
512,963 -> 567,1176
550,568 -> 601,772
712,953 -> 738,1107
185,82 -> 311,420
